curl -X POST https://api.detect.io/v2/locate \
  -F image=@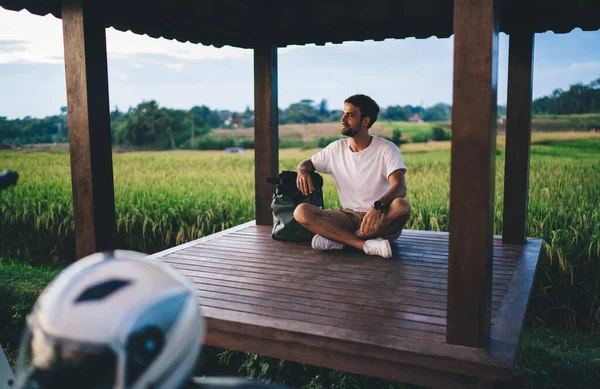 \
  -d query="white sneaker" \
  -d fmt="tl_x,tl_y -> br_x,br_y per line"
311,234 -> 345,251
363,238 -> 392,259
